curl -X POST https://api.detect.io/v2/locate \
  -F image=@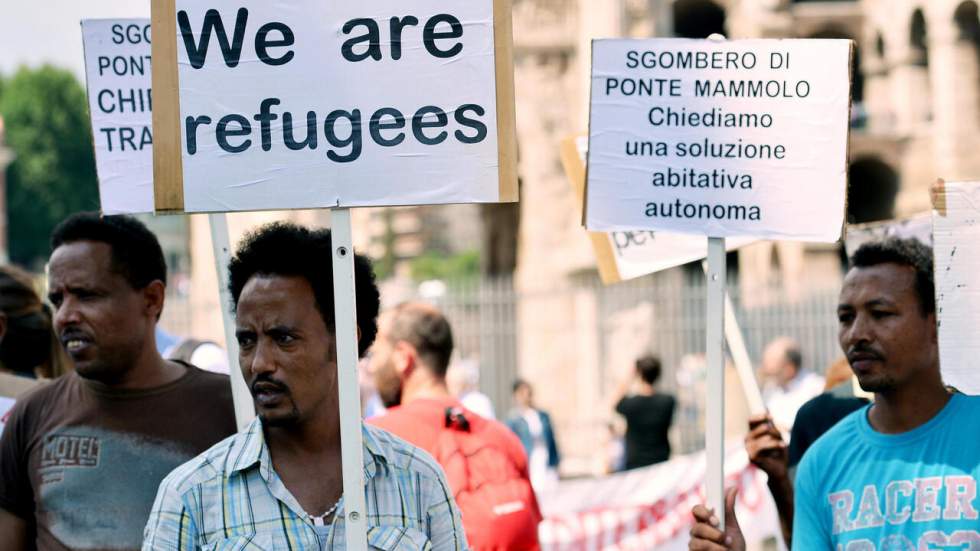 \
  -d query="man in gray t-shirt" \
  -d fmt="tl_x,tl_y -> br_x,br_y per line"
0,213 -> 236,550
